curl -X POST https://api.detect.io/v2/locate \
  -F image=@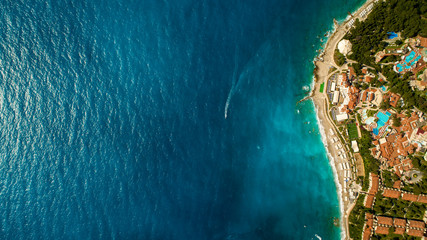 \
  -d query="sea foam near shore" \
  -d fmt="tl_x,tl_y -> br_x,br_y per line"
313,101 -> 346,240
